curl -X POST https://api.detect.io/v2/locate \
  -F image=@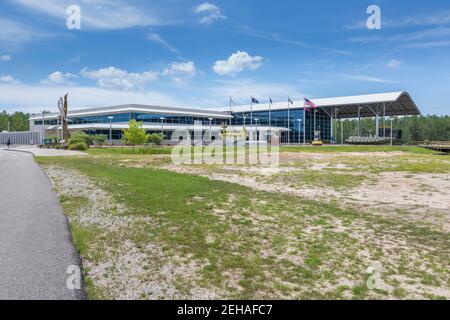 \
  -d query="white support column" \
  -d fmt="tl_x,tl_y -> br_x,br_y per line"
375,113 -> 380,138
330,114 -> 334,144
